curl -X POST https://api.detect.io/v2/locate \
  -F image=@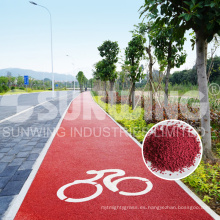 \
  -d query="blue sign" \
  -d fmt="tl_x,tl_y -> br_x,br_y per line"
56,84 -> 58,87
24,76 -> 29,85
